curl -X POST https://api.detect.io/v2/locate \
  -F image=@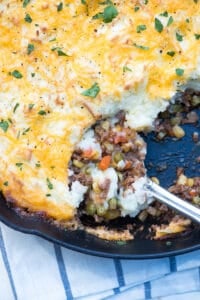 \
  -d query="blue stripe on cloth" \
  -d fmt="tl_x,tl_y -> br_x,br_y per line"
199,267 -> 200,283
54,244 -> 73,300
0,227 -> 18,300
144,281 -> 151,299
113,287 -> 120,295
113,259 -> 125,294
169,256 -> 177,272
